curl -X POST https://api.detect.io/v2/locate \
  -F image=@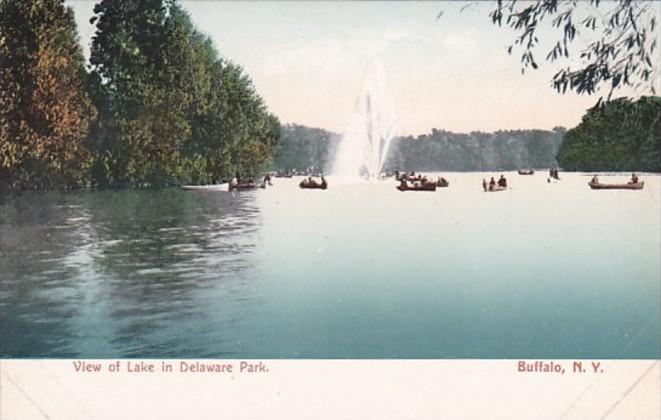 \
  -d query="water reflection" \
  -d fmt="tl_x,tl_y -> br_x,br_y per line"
1,174 -> 659,358
0,189 -> 261,357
